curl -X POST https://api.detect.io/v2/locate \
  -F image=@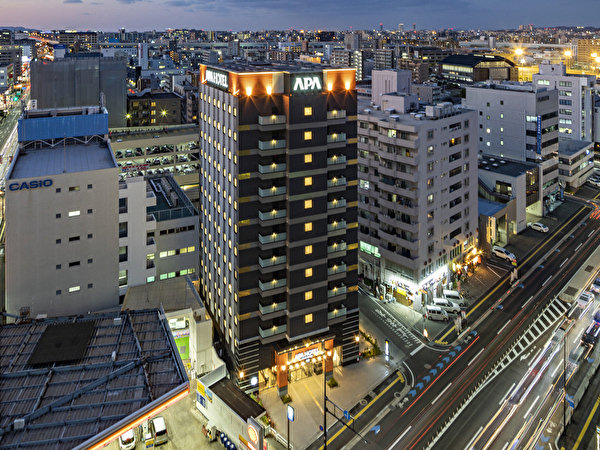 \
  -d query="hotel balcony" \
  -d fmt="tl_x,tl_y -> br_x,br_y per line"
259,139 -> 286,150
258,255 -> 287,268
327,284 -> 347,298
327,109 -> 347,120
327,132 -> 347,145
327,198 -> 347,210
258,186 -> 286,198
327,220 -> 347,232
327,263 -> 347,276
258,209 -> 286,221
258,162 -> 286,174
259,324 -> 287,339
327,177 -> 347,188
327,155 -> 347,166
328,306 -> 347,321
259,278 -> 287,292
258,114 -> 286,128
258,232 -> 287,245
327,241 -> 347,255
